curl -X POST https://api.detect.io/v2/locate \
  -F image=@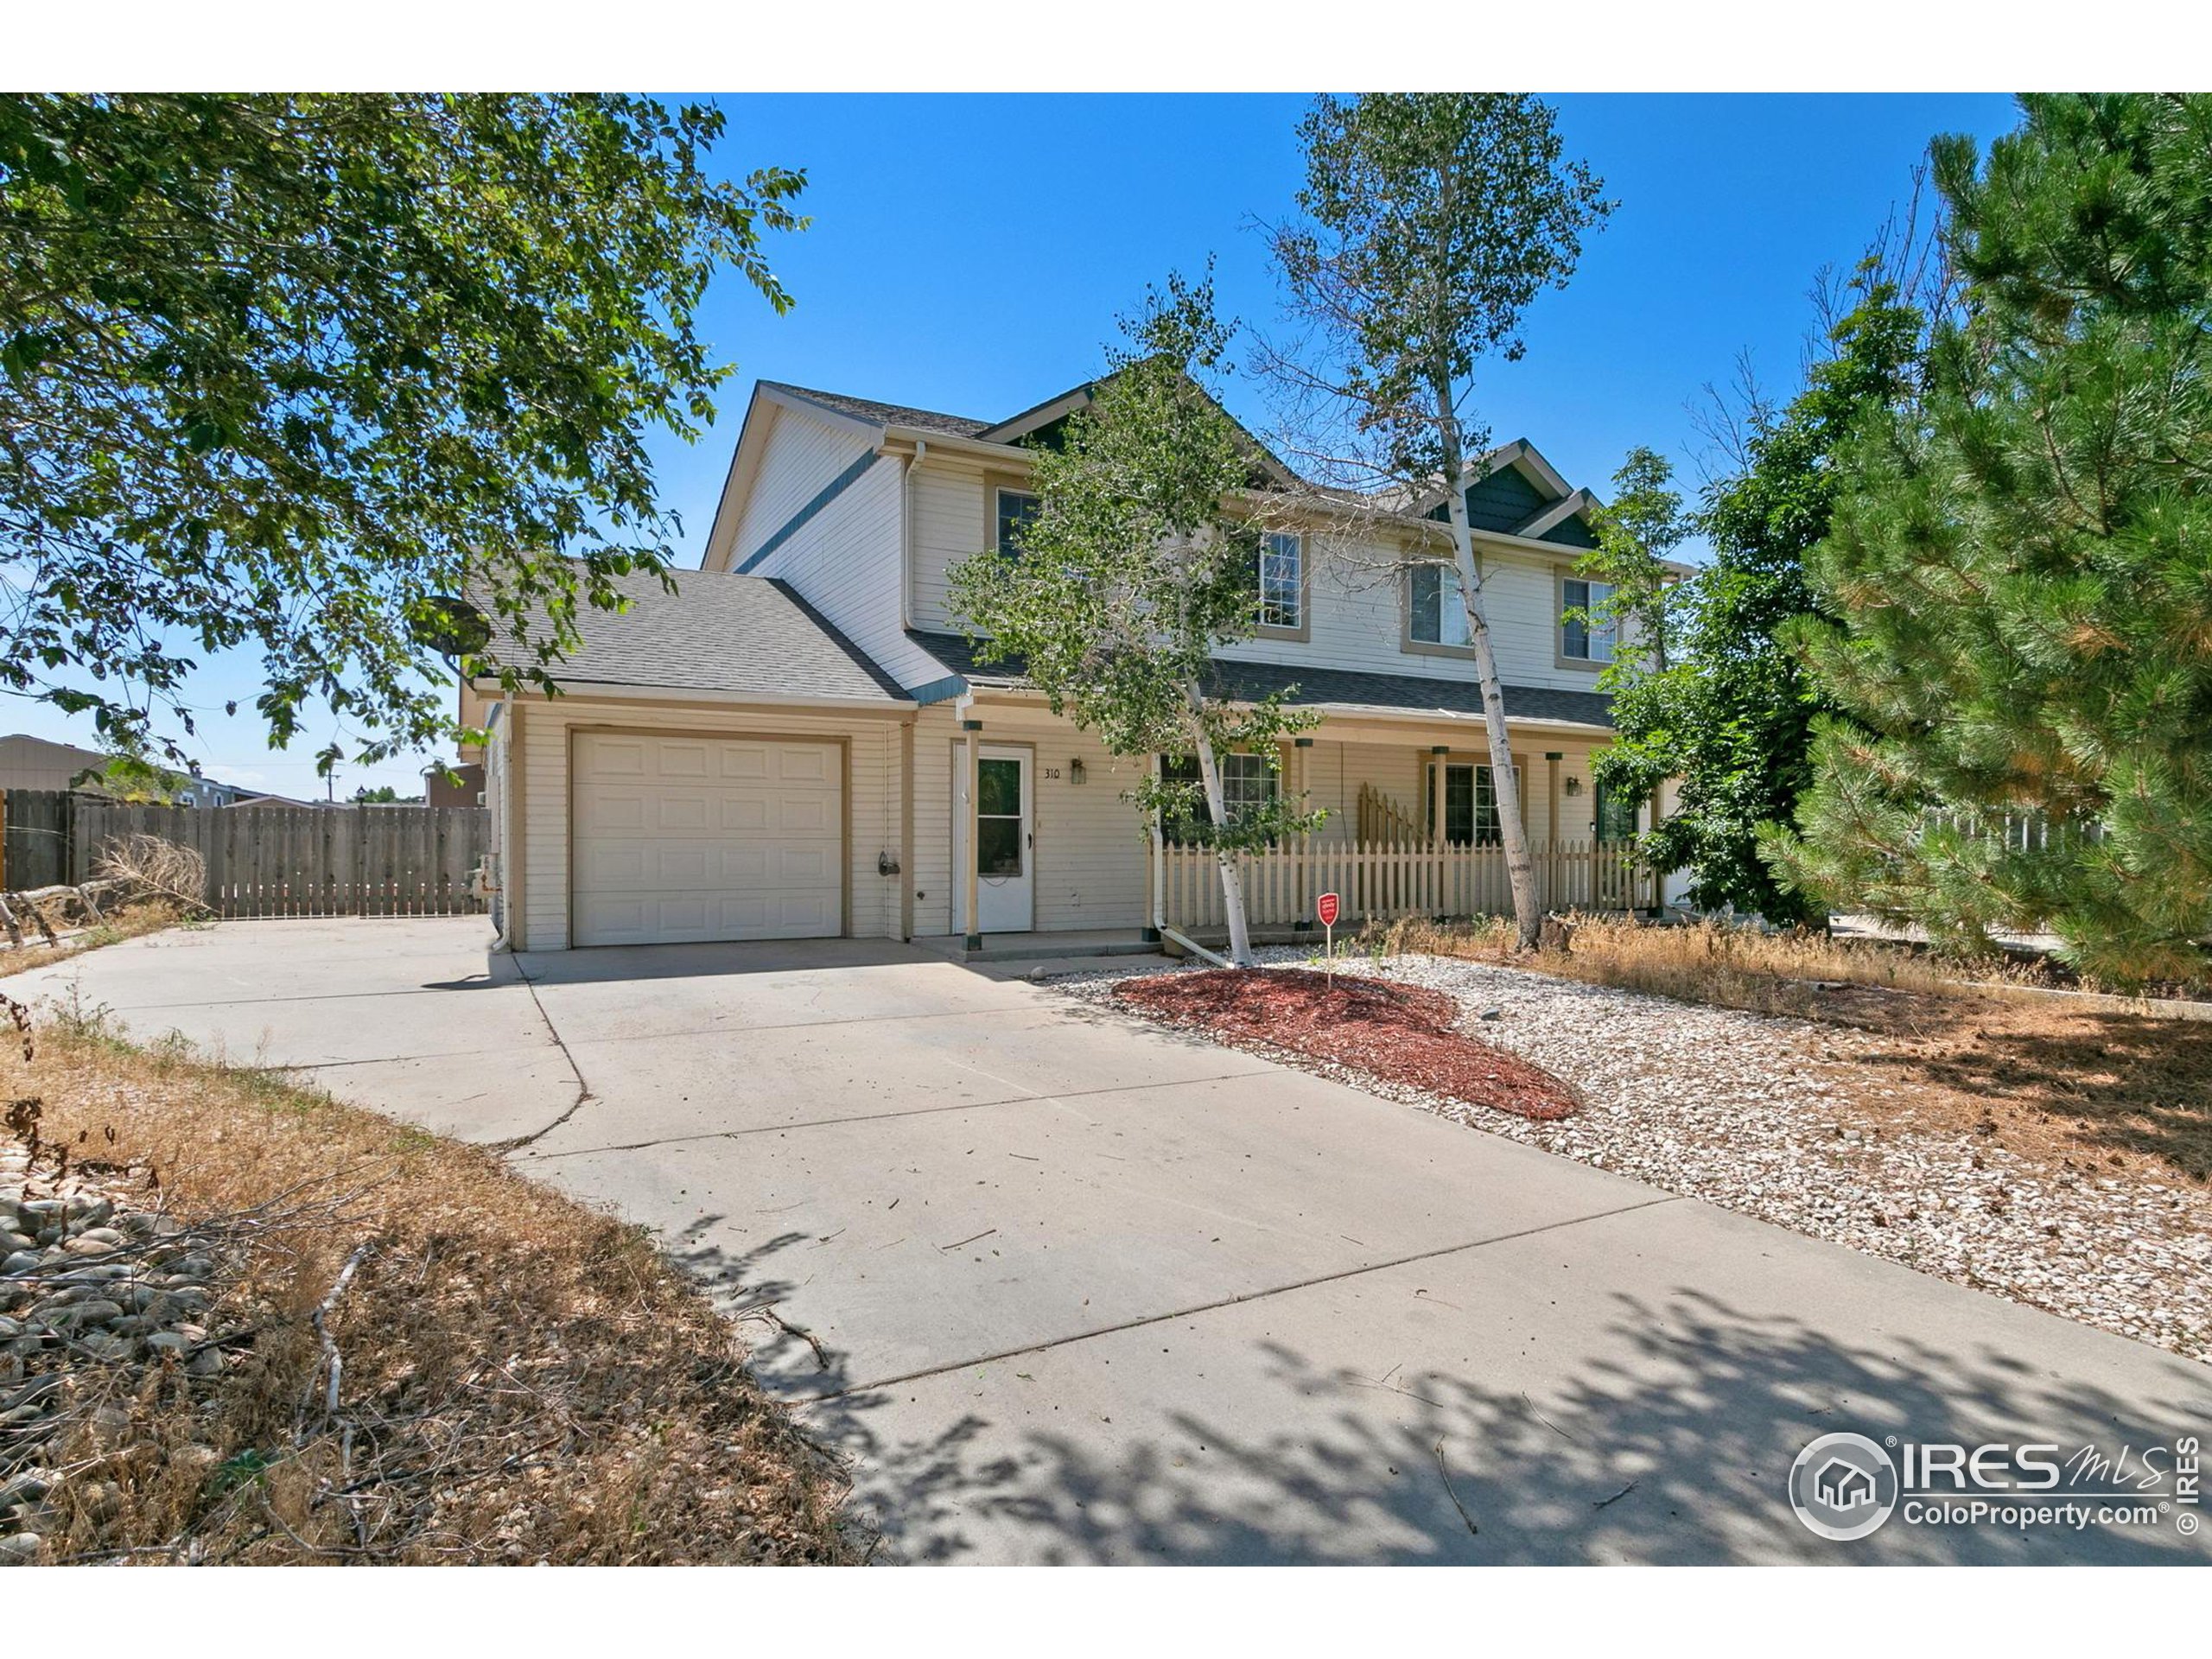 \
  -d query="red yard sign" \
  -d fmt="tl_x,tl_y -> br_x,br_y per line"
1316,892 -> 1340,928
